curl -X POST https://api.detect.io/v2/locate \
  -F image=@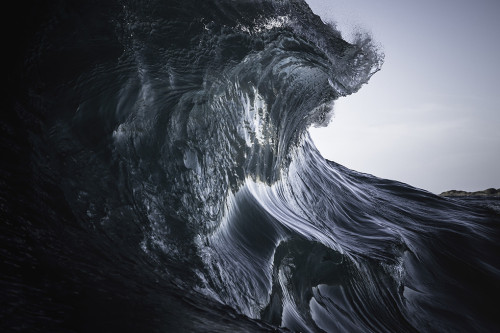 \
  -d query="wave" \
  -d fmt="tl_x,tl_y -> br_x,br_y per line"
3,0 -> 499,332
